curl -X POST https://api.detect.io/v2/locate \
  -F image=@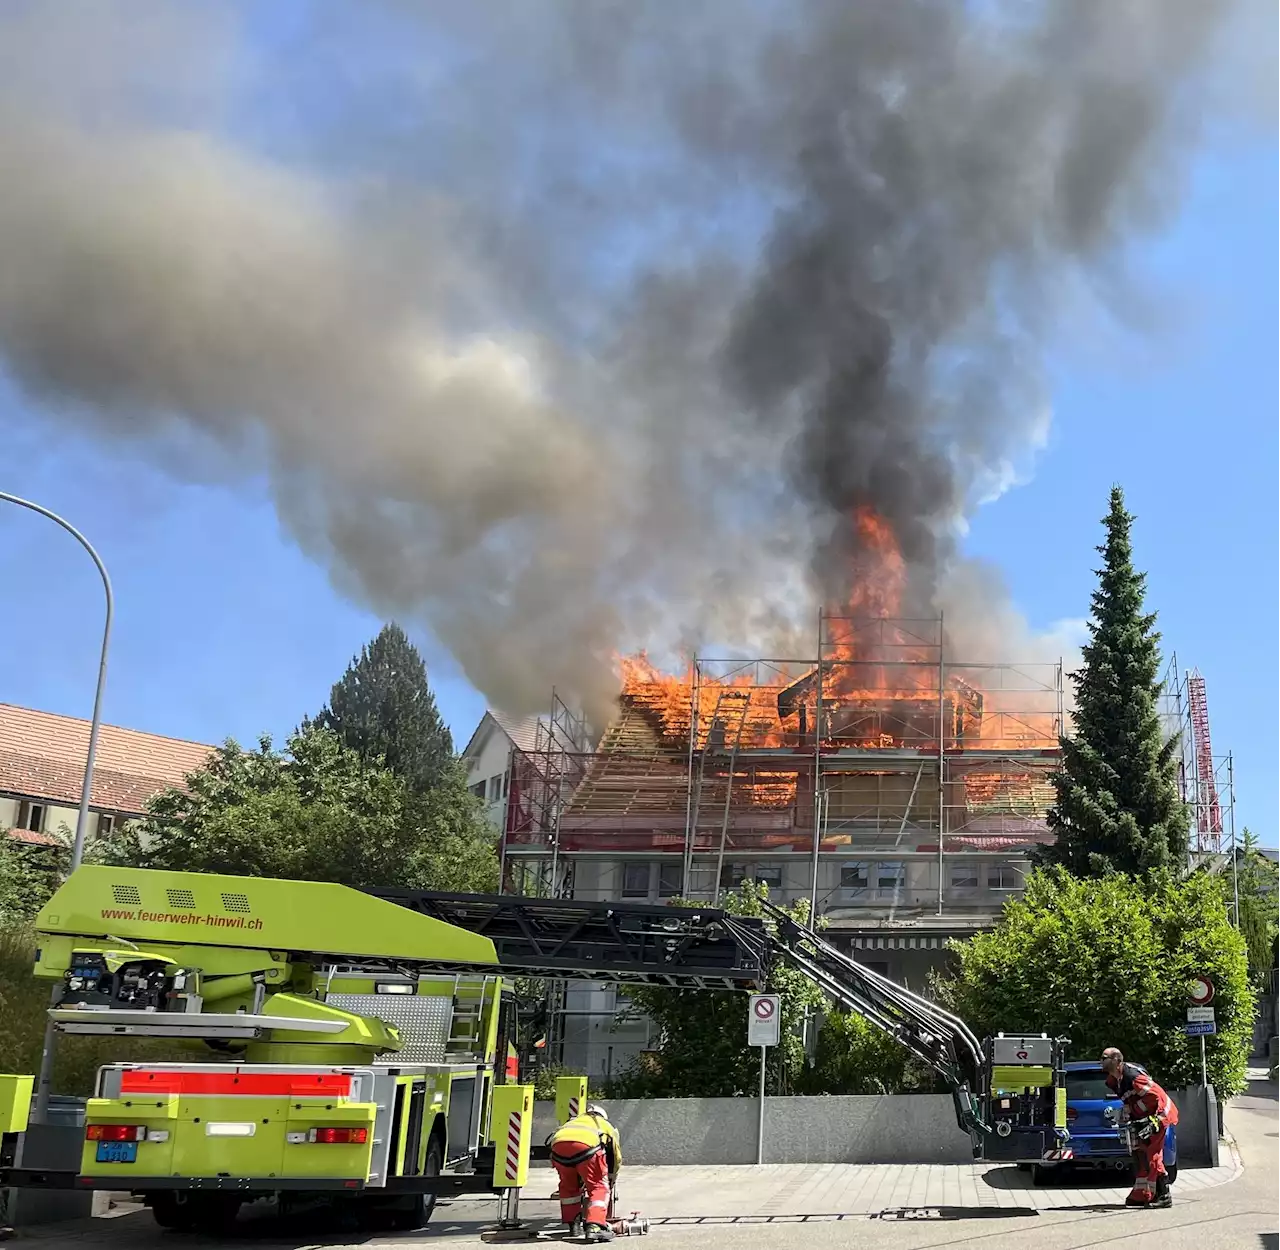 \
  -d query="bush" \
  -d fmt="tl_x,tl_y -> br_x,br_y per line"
935,867 -> 1254,1097
795,1009 -> 939,1095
